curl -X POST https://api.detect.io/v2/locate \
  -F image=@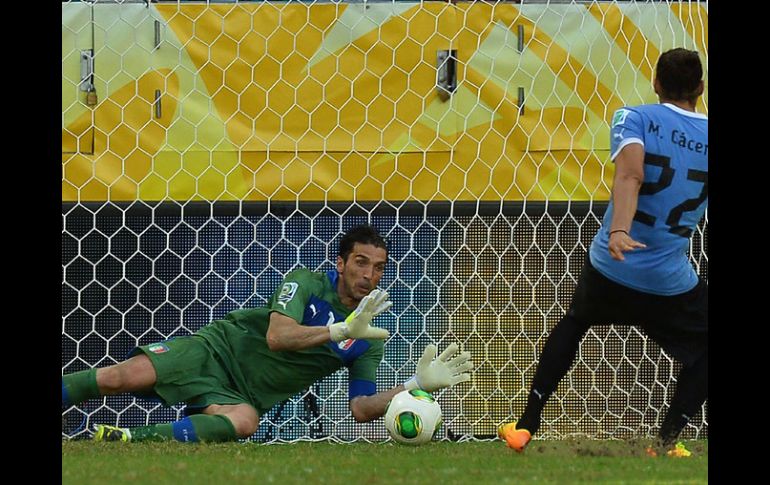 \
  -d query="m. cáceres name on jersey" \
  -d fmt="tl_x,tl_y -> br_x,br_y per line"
671,129 -> 707,155
648,121 -> 707,155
